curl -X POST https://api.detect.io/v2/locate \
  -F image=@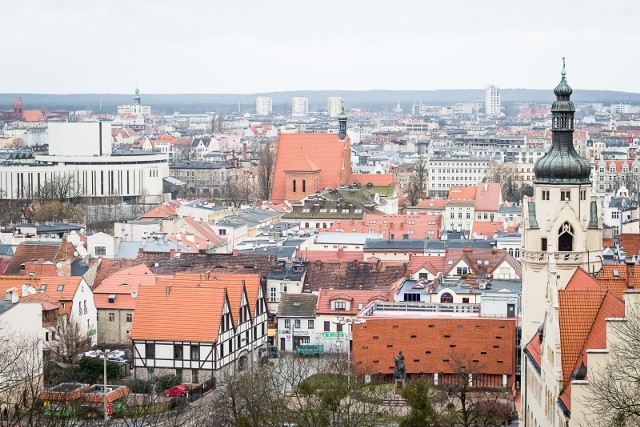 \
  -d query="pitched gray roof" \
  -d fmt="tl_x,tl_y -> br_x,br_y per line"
278,293 -> 317,318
